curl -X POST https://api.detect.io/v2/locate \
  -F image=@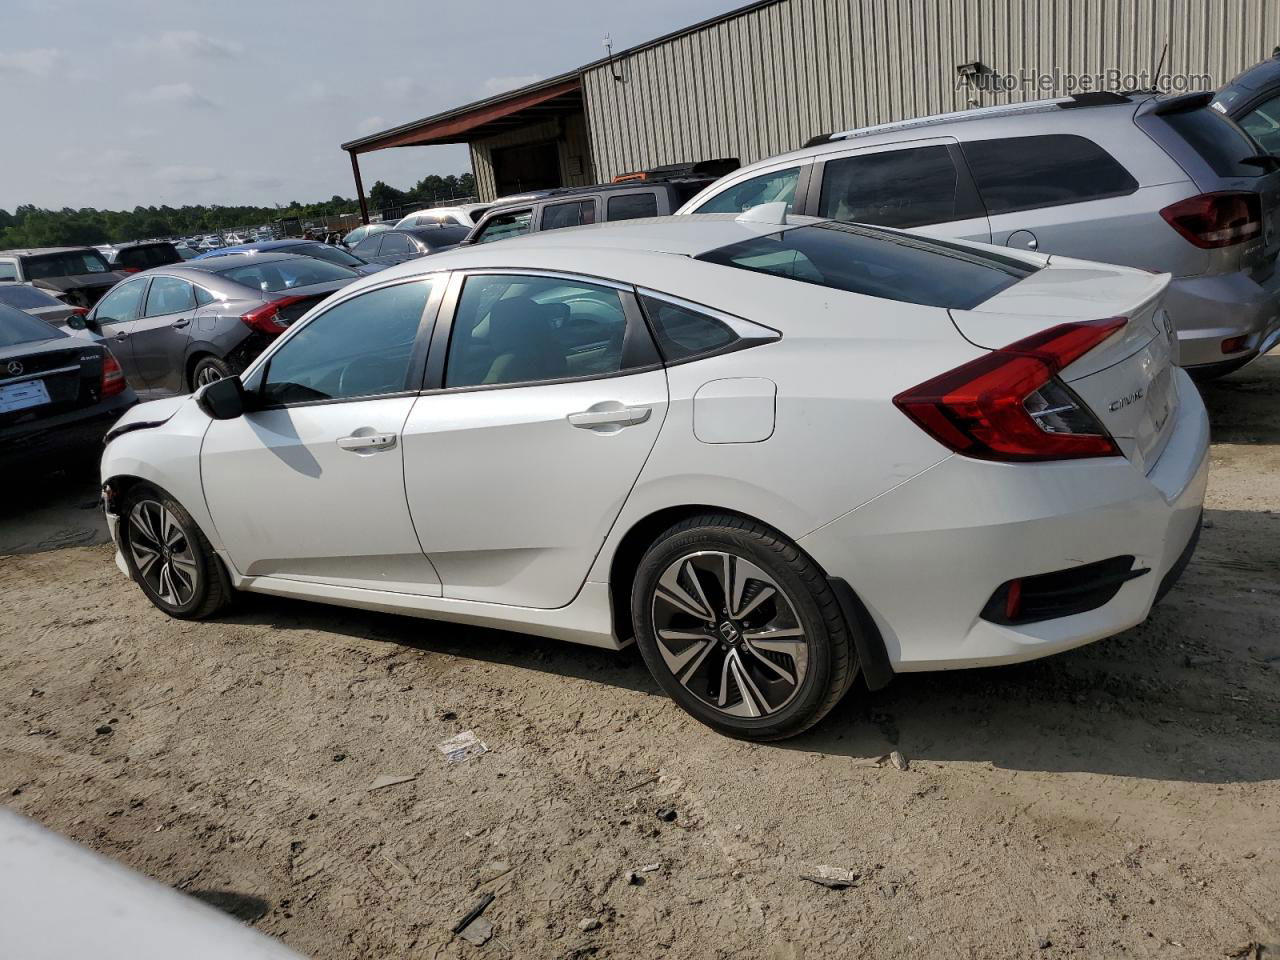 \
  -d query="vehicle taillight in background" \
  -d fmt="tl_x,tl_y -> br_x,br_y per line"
1159,191 -> 1262,249
240,295 -> 308,336
893,318 -> 1126,462
69,307 -> 89,317
101,350 -> 126,397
